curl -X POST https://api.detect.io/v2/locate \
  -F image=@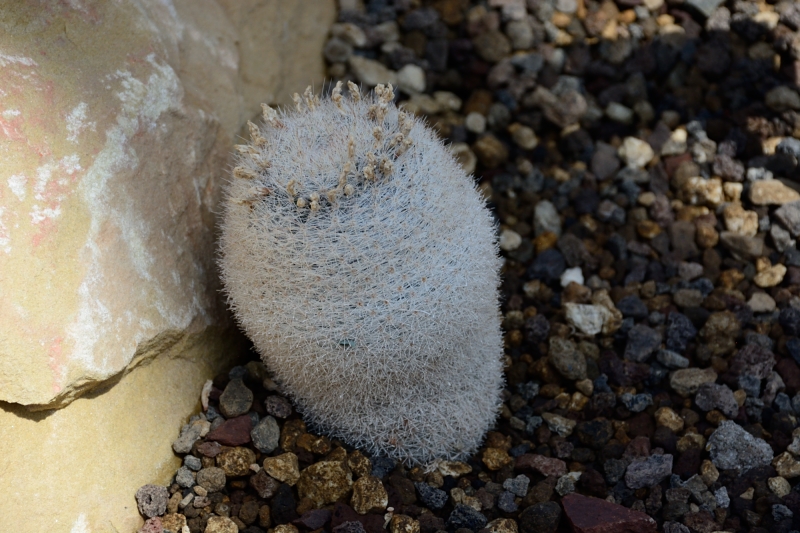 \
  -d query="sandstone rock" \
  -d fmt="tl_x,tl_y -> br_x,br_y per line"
0,0 -> 333,412
0,2 -> 334,530
0,339 -> 233,532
